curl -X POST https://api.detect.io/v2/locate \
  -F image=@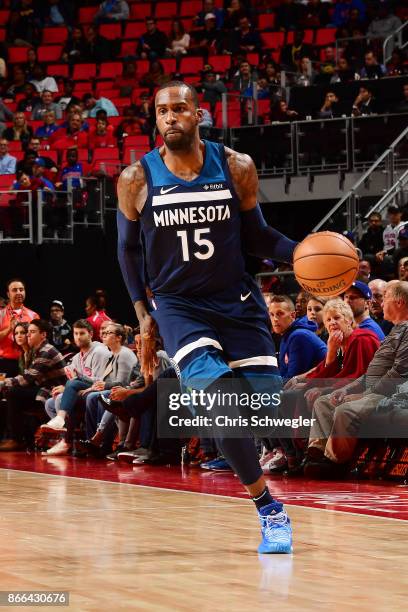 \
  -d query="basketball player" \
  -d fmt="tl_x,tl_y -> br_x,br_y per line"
117,82 -> 297,554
